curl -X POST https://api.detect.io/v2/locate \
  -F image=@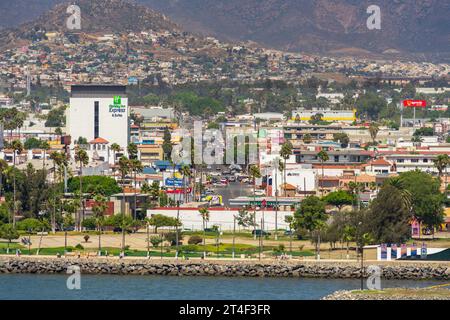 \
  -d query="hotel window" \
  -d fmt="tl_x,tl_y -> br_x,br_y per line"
94,101 -> 99,138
